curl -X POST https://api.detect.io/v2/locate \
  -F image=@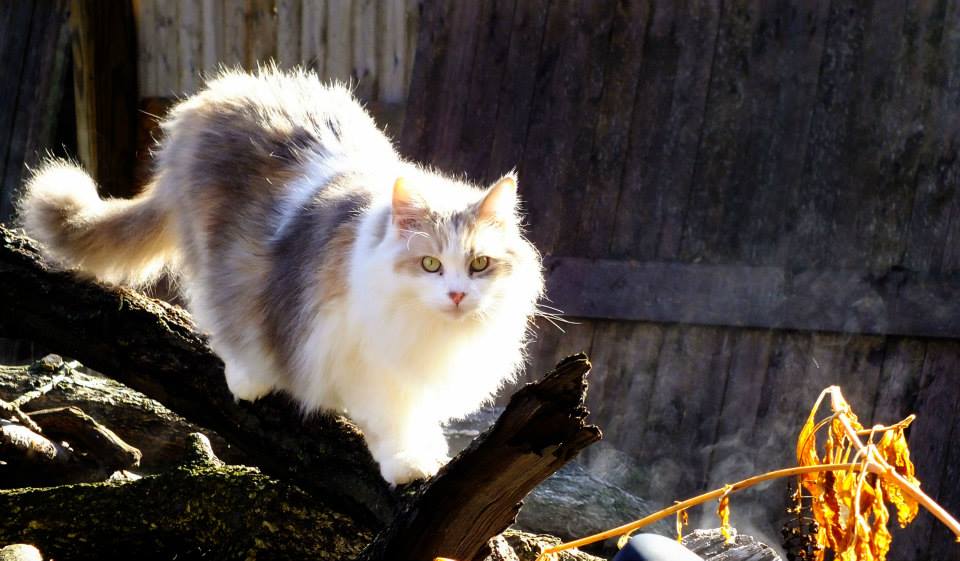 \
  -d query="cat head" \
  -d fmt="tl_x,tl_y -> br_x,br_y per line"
385,173 -> 542,321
